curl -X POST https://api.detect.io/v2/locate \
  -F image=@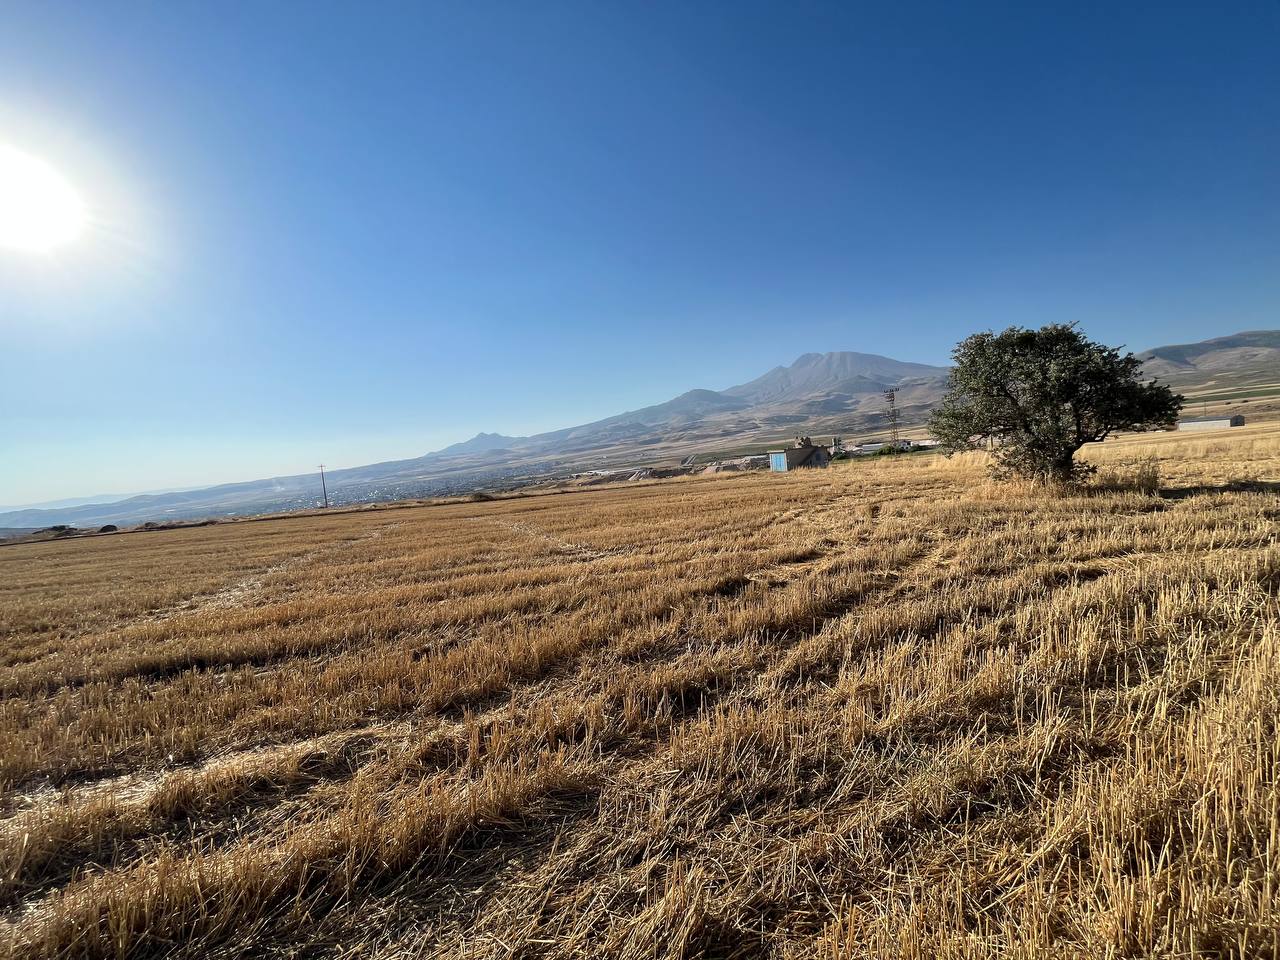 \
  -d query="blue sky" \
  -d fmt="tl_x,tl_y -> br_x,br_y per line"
2,1 -> 1277,506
